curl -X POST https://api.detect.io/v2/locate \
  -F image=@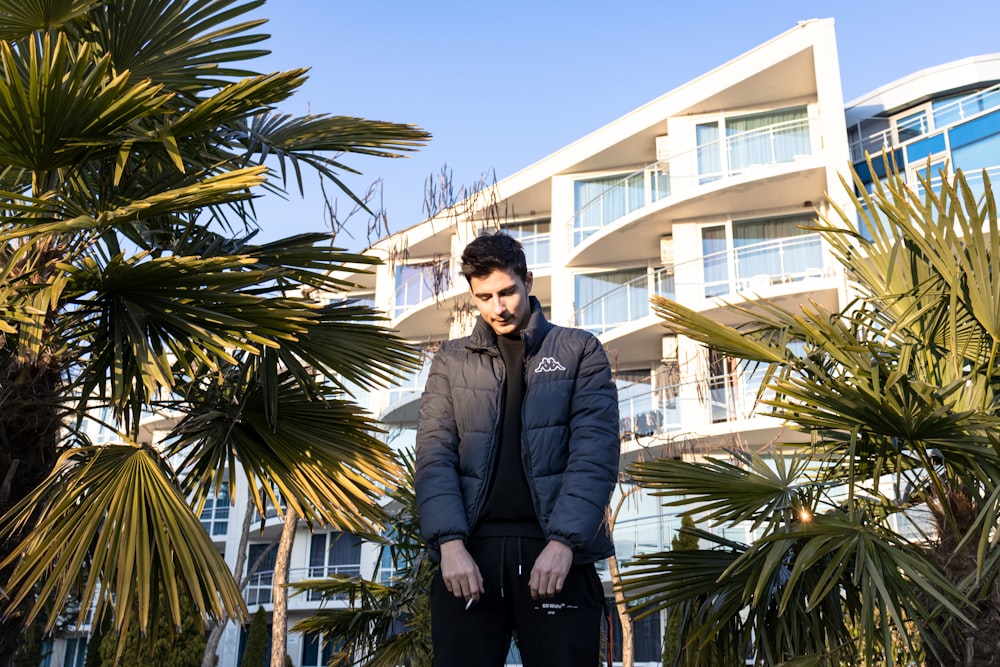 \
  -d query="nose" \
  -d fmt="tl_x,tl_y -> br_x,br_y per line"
492,296 -> 506,315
